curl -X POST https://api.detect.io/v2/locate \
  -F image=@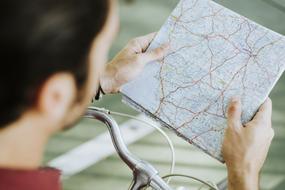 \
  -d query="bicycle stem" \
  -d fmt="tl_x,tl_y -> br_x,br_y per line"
84,107 -> 173,190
